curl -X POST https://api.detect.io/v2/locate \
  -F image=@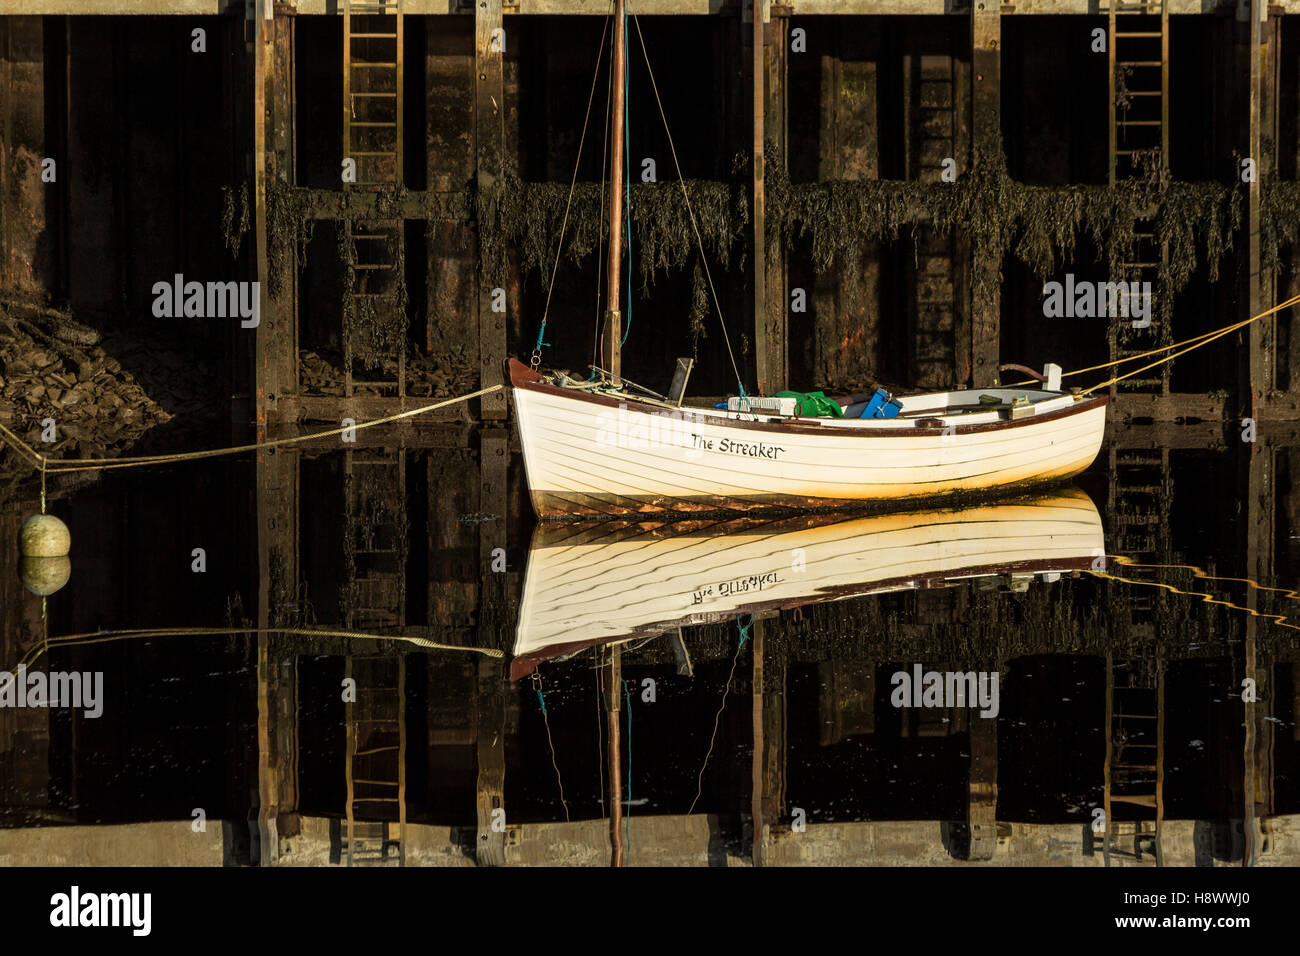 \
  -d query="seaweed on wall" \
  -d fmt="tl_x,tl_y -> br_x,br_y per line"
766,142 -> 1243,327
254,152 -> 1295,356
1263,181 -> 1300,276
477,162 -> 749,295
